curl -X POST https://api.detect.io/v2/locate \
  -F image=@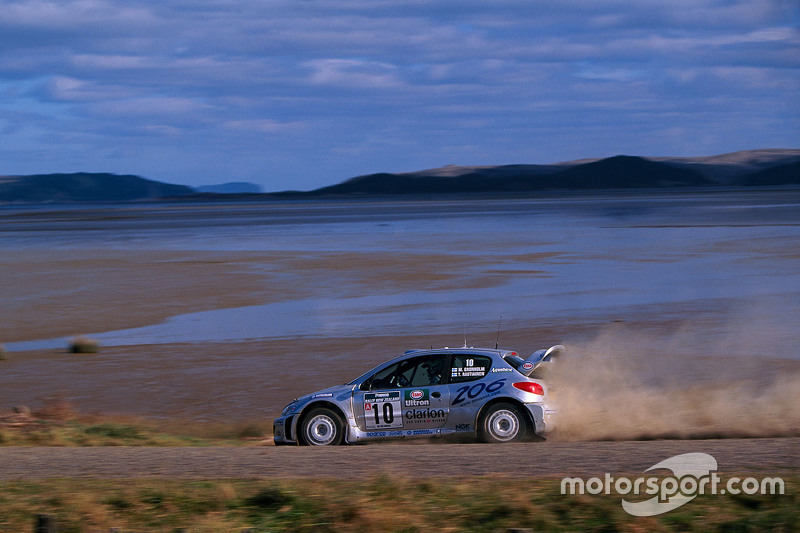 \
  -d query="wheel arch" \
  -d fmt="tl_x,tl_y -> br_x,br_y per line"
474,397 -> 536,436
296,401 -> 349,443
